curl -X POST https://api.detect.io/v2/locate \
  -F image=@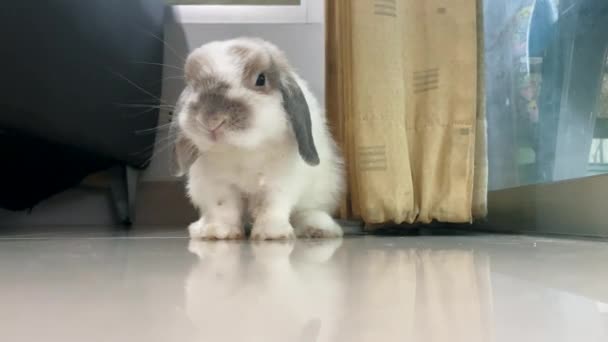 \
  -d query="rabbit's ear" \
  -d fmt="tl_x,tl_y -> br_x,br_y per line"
170,88 -> 199,176
279,75 -> 320,166
261,39 -> 319,166
171,132 -> 198,177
